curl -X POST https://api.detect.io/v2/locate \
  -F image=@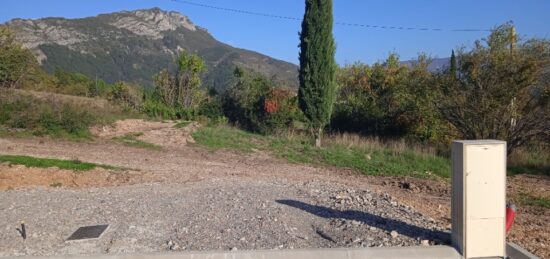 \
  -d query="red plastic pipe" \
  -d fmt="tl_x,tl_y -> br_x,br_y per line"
506,203 -> 517,234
